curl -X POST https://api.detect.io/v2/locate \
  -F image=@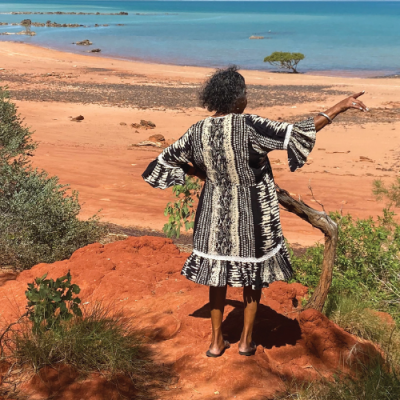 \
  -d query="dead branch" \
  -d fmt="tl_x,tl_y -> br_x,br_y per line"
276,184 -> 338,312
308,180 -> 326,213
0,312 -> 28,358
